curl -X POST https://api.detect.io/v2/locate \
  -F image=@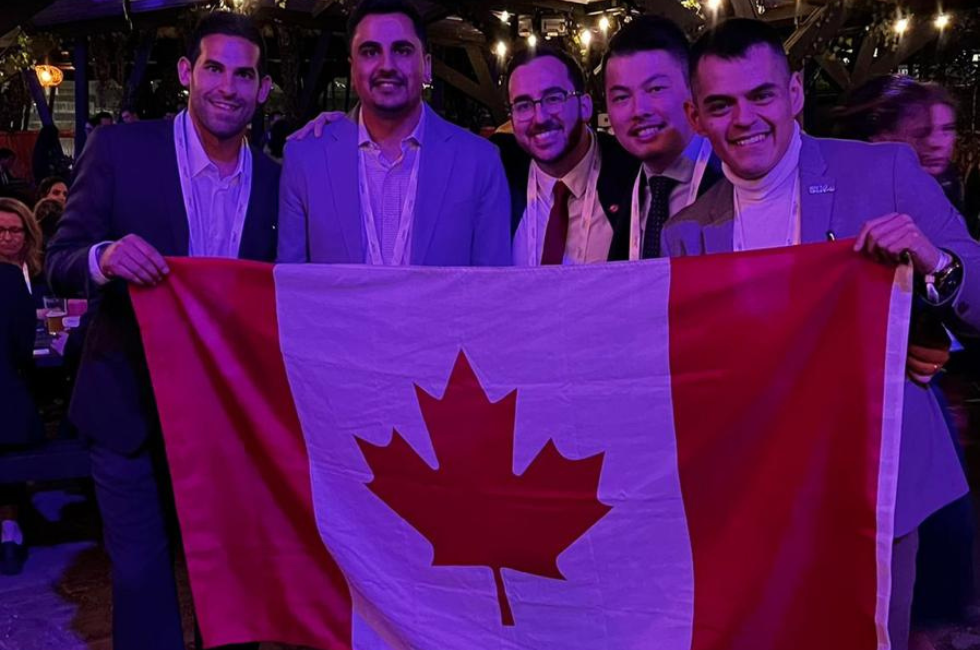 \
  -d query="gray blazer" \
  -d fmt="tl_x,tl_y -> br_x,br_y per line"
278,104 -> 511,266
664,135 -> 980,537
